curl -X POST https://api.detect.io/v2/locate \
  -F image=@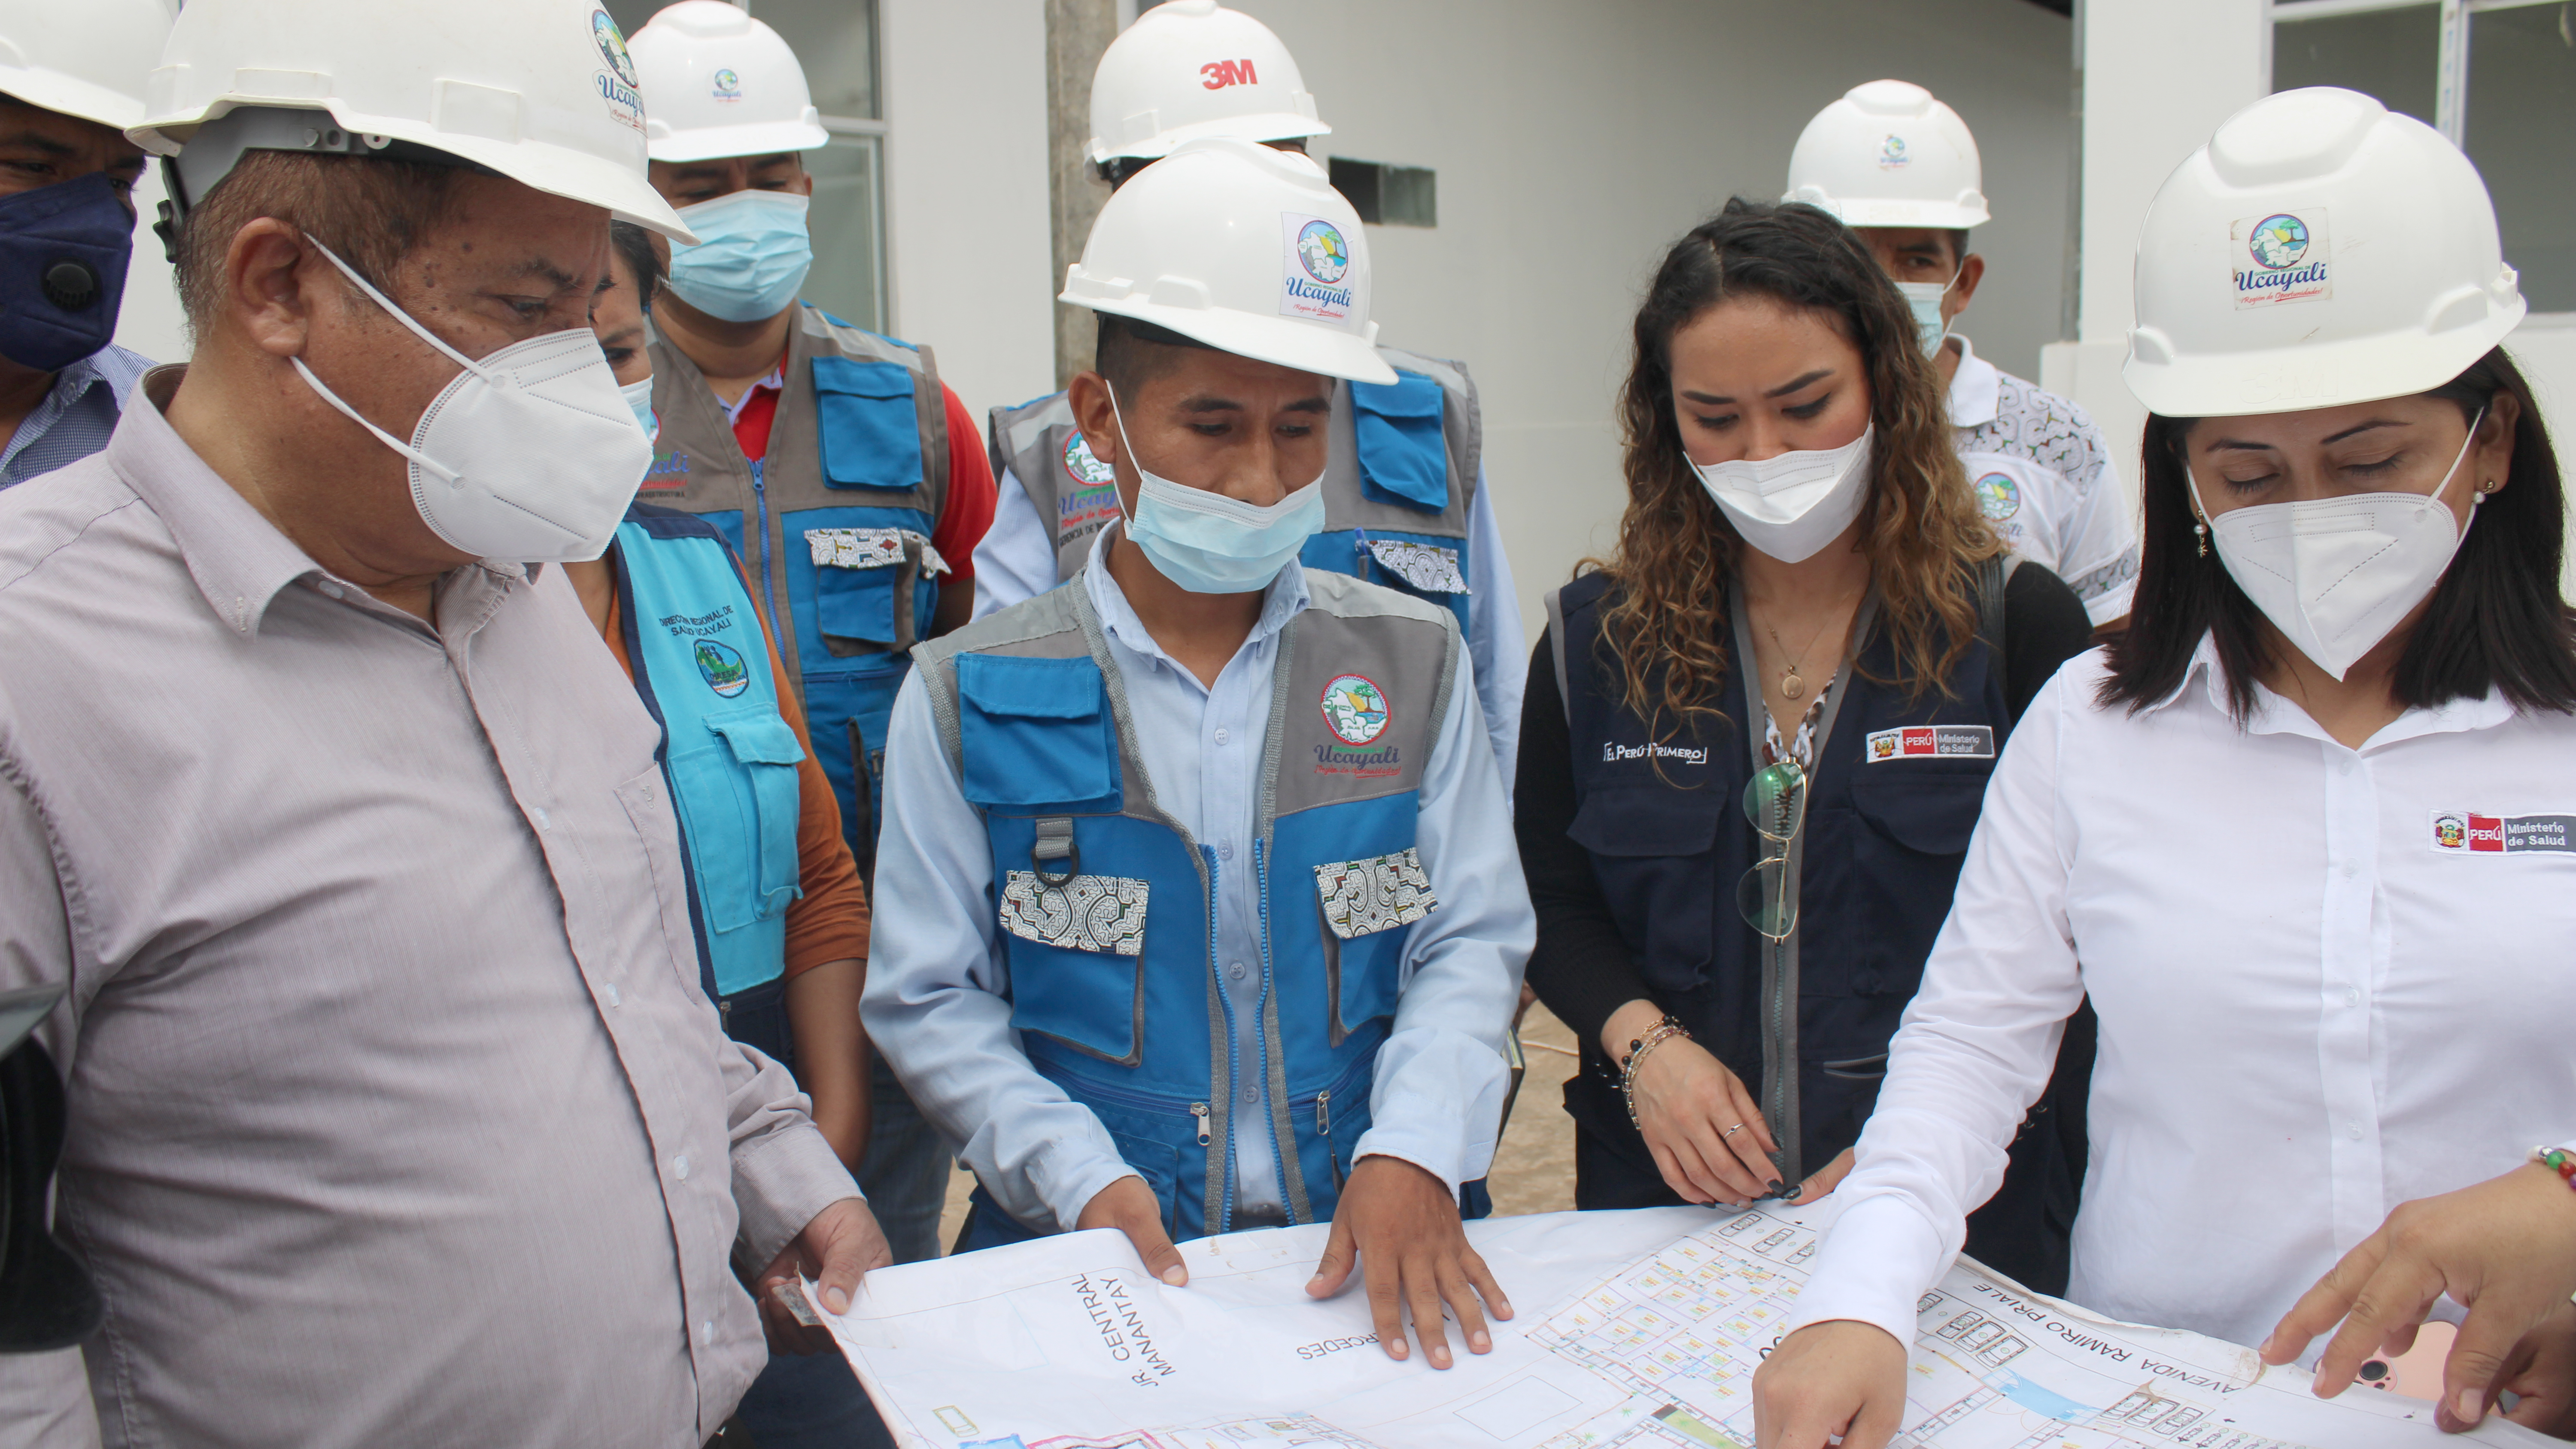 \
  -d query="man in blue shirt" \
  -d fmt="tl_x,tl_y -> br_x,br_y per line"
866,138 -> 1532,1371
0,3 -> 169,488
